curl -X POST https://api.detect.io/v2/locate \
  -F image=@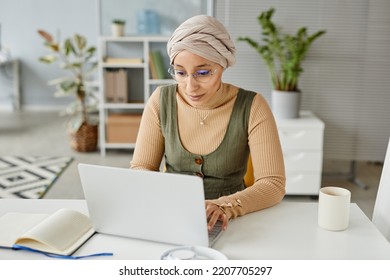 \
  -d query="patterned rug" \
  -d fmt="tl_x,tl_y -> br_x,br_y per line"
0,156 -> 73,199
